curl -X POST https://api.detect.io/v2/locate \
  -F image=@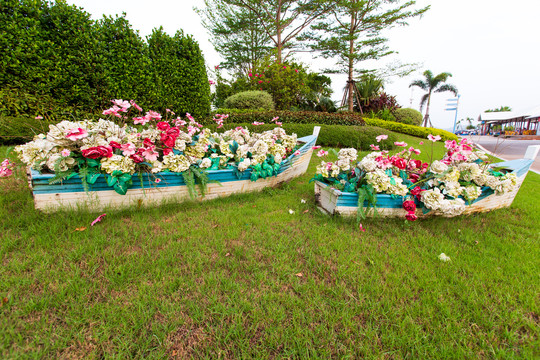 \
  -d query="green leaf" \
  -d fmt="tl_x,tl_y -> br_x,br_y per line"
106,174 -> 116,187
86,172 -> 101,184
113,181 -> 129,195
